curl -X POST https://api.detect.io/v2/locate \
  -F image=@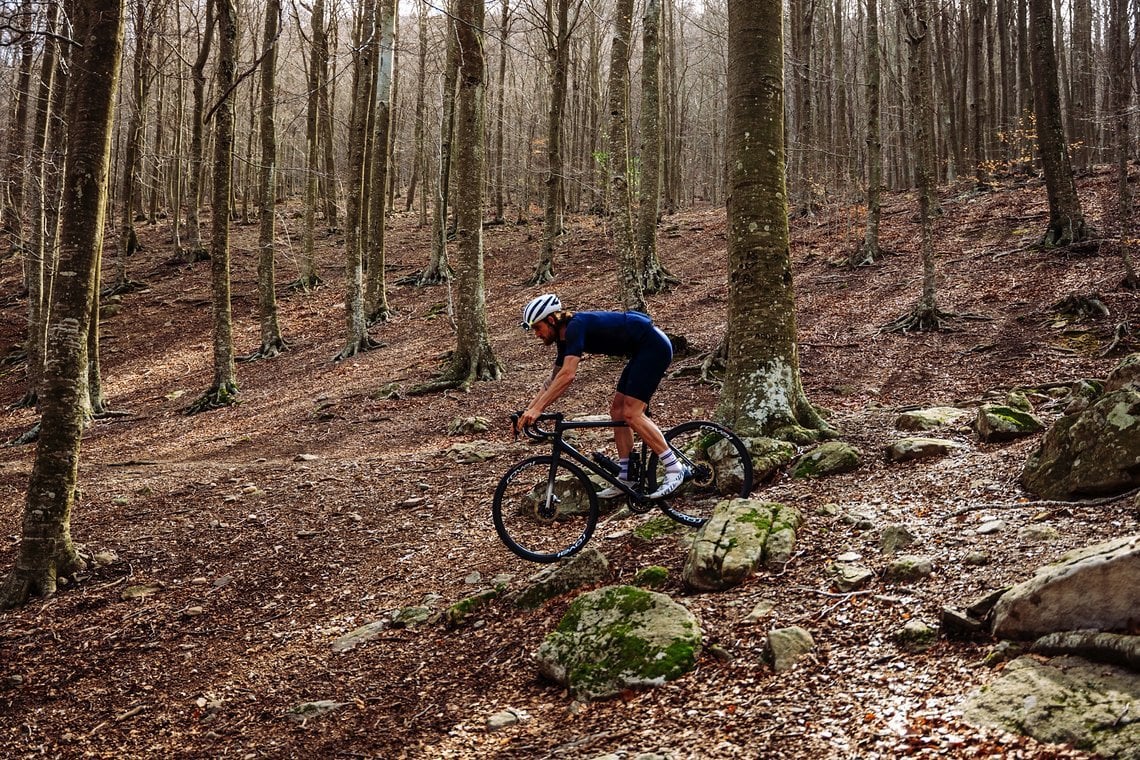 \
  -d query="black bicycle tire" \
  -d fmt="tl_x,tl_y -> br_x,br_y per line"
651,420 -> 754,527
491,455 -> 600,563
